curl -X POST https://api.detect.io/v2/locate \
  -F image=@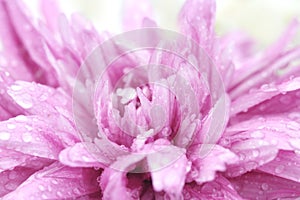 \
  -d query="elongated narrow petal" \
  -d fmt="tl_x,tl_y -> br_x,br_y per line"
230,172 -> 300,199
1,162 -> 100,200
178,0 -> 215,52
